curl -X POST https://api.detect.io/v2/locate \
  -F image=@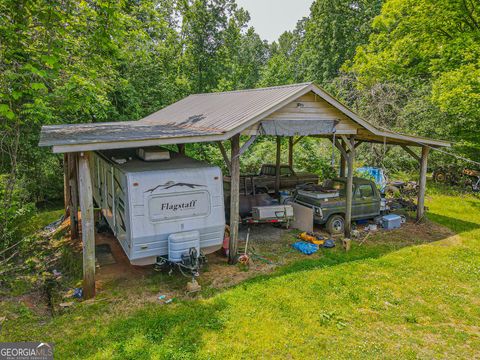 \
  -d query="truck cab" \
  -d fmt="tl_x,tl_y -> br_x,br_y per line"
293,177 -> 387,235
